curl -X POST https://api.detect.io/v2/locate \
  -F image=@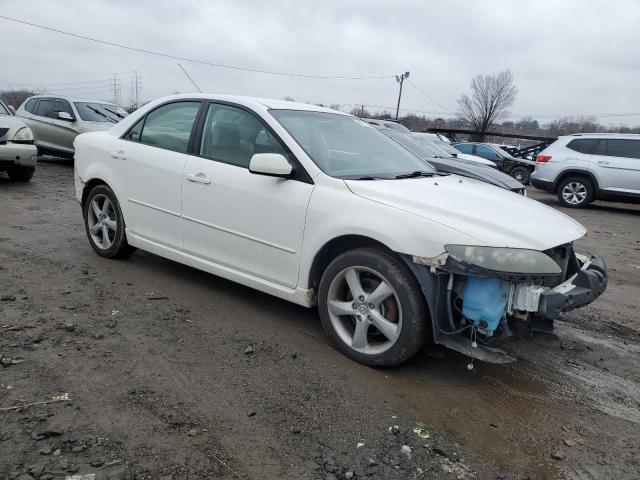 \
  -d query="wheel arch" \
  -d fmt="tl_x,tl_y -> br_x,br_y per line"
553,169 -> 599,192
307,234 -> 396,297
81,177 -> 111,206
